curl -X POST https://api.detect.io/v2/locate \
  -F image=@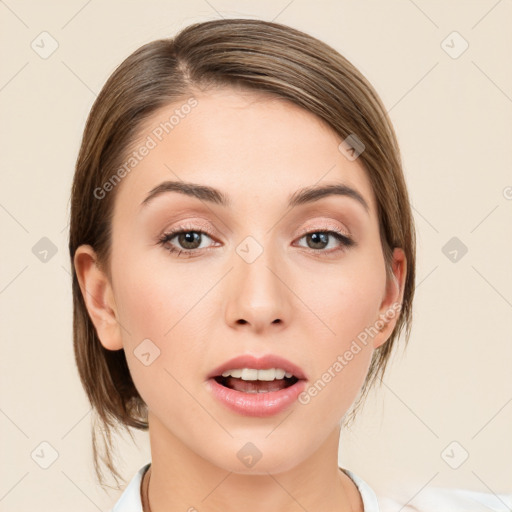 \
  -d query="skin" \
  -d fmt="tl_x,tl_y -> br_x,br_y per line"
74,87 -> 406,512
